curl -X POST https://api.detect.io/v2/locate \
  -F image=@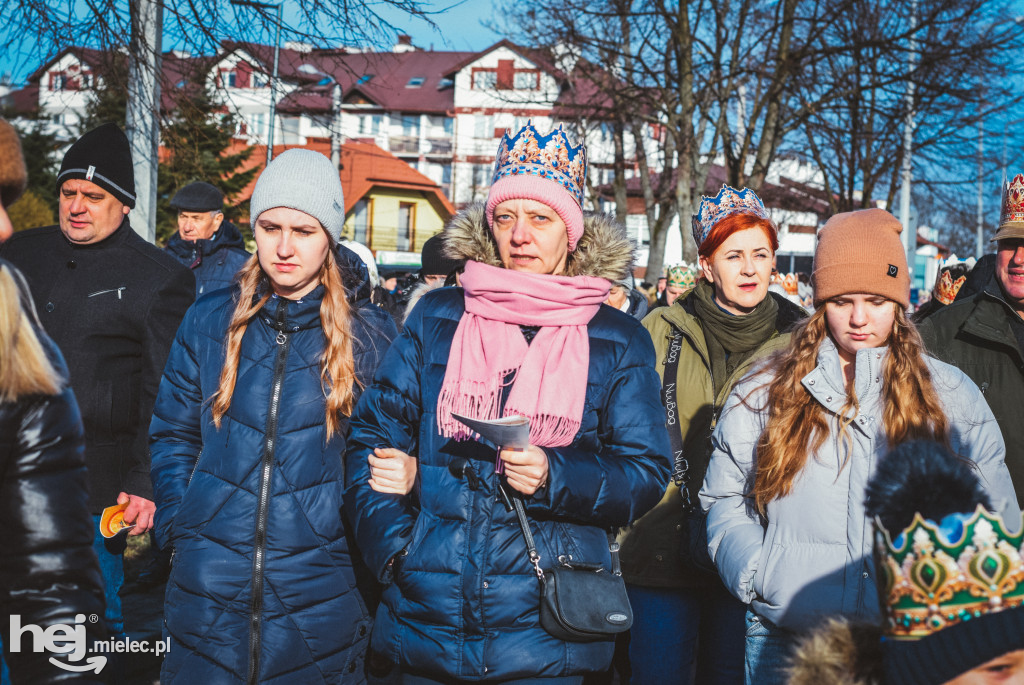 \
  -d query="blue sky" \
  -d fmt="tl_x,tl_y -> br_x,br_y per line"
0,0 -> 503,86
